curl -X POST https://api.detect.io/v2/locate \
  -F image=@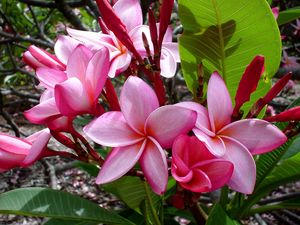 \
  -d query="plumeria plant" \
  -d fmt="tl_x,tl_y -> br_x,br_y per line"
1,0 -> 300,224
